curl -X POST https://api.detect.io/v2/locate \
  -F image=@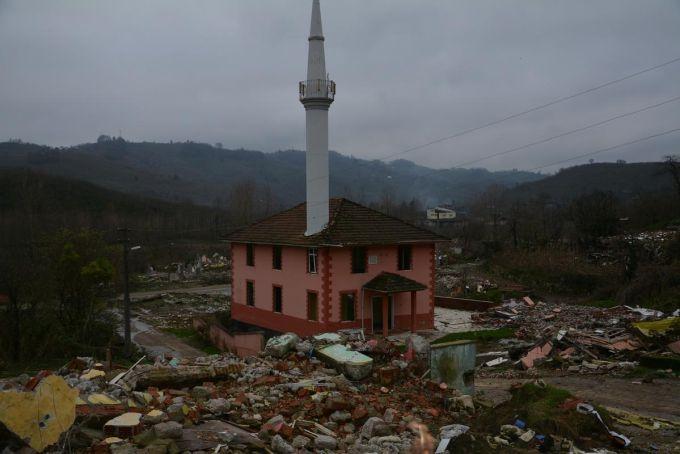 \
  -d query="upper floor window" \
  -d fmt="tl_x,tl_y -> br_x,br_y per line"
273,285 -> 283,313
246,281 -> 255,306
307,248 -> 318,274
398,245 -> 412,270
351,247 -> 367,274
272,246 -> 282,270
246,243 -> 254,267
